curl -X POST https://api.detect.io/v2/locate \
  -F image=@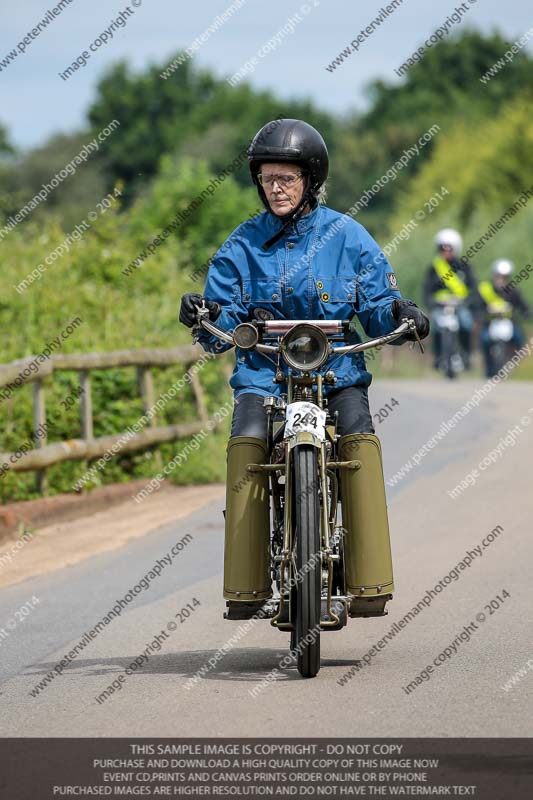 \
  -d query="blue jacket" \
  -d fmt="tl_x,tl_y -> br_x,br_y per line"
198,203 -> 403,398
